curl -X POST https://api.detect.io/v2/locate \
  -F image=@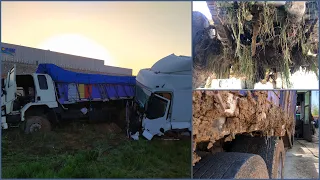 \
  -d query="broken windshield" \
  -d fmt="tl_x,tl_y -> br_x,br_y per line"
135,82 -> 151,107
145,95 -> 168,120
